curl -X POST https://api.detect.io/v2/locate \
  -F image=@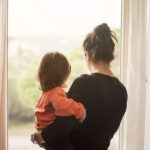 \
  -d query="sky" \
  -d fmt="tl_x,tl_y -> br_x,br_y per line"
8,0 -> 121,37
